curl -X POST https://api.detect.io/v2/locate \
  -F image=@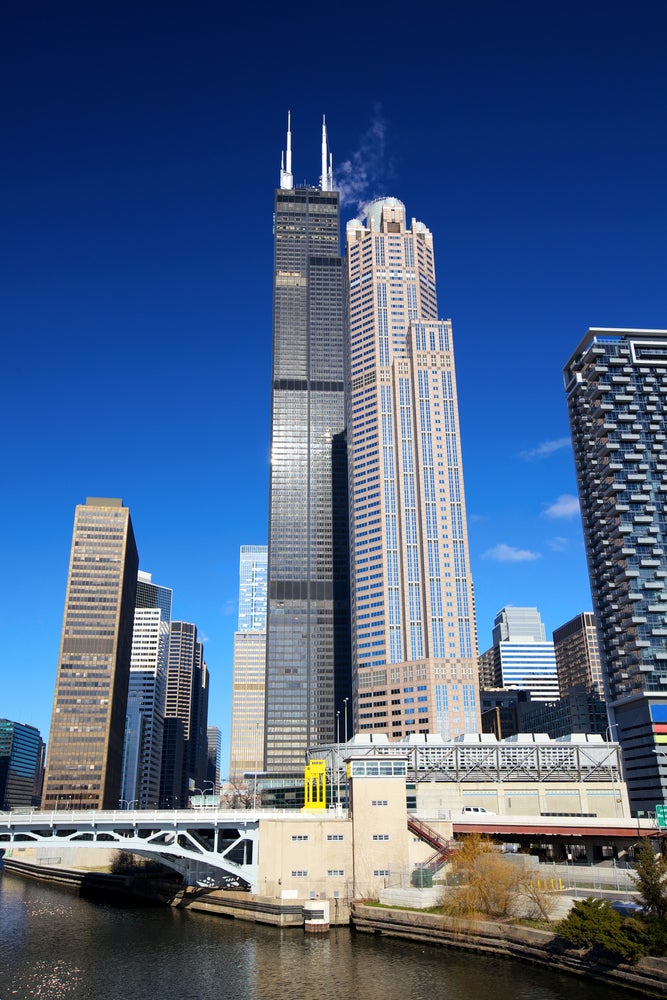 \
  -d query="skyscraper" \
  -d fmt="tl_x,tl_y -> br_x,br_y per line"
230,545 -> 267,784
161,620 -> 209,805
488,606 -> 559,702
564,327 -> 667,811
121,570 -> 172,808
207,725 -> 221,790
264,114 -> 351,774
553,612 -> 604,701
43,497 -> 138,810
0,720 -> 45,810
345,198 -> 479,740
